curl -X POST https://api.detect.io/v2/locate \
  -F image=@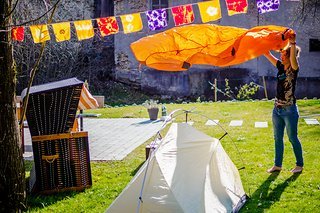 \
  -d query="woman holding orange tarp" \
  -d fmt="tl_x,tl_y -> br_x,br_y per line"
264,29 -> 304,174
